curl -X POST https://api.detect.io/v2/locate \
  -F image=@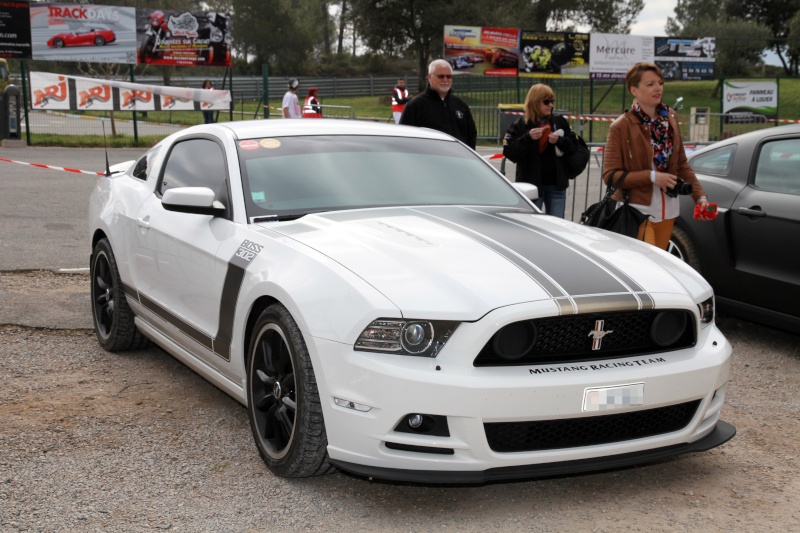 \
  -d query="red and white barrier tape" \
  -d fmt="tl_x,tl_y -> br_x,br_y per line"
502,112 -> 616,122
0,157 -> 104,176
768,118 -> 800,123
